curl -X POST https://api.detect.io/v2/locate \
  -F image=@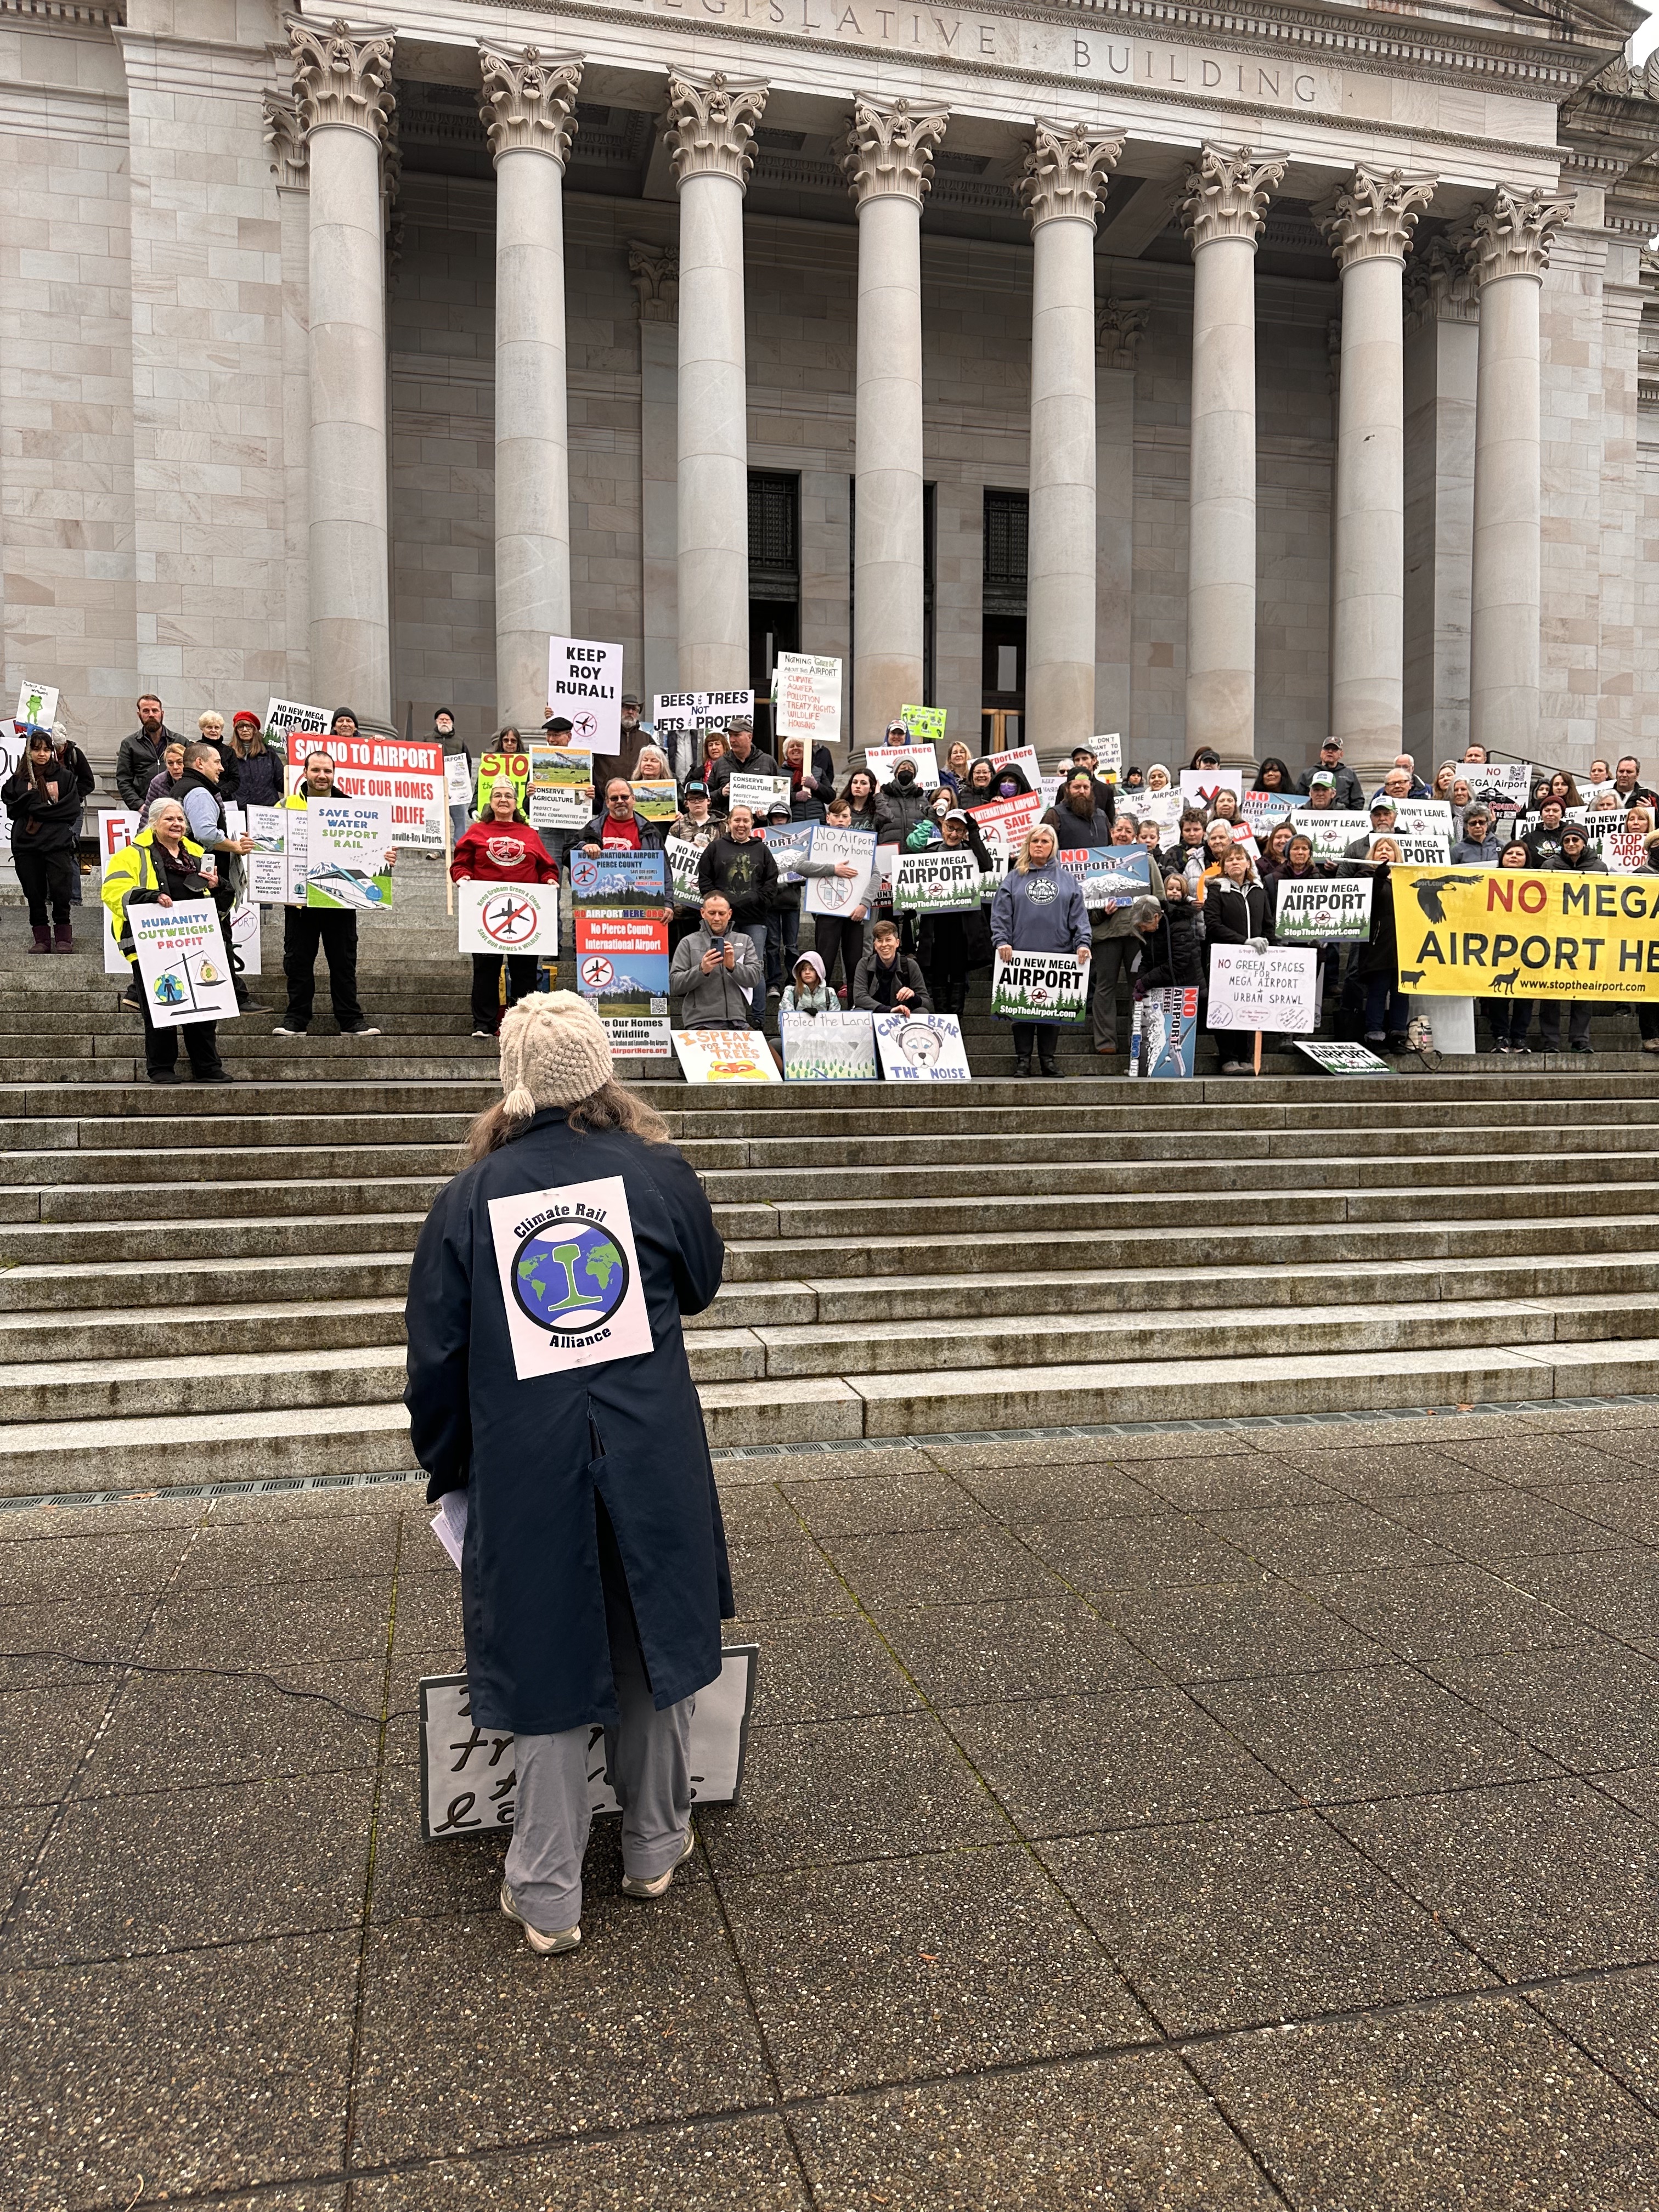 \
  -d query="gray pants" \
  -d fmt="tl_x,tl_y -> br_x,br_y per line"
503,1519 -> 693,1931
